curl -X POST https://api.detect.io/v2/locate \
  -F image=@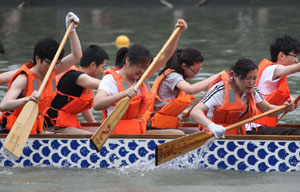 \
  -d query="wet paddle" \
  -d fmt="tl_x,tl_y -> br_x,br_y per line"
155,103 -> 292,166
277,96 -> 300,121
91,27 -> 182,152
3,22 -> 75,158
